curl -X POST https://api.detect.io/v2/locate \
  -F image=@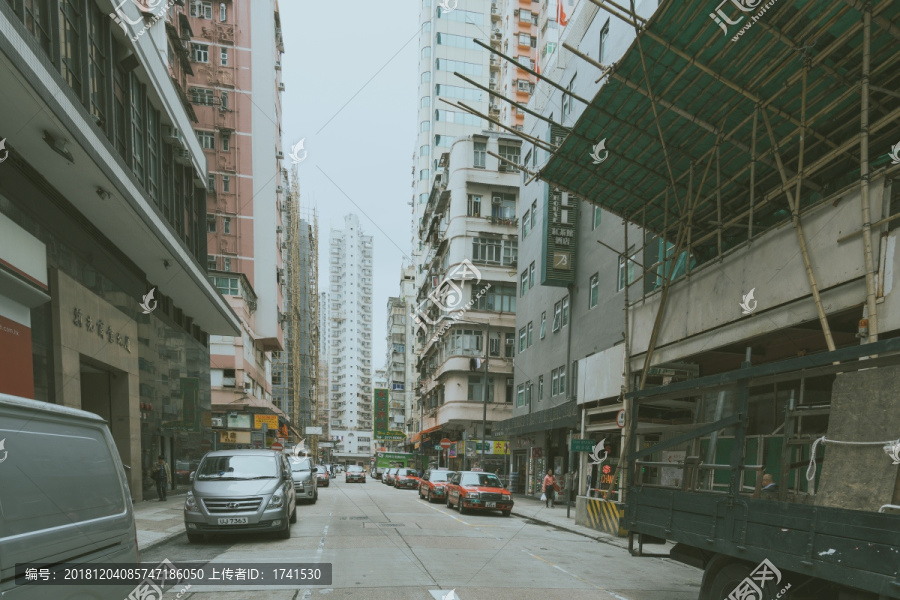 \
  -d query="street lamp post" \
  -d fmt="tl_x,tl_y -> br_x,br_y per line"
480,321 -> 489,468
